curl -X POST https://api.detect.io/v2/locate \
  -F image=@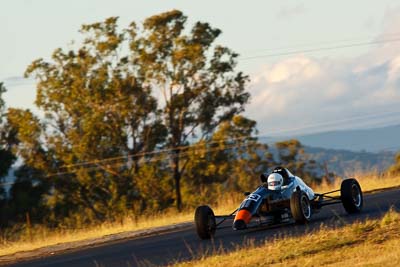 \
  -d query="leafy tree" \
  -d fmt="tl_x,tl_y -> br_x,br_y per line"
181,115 -> 274,206
7,165 -> 49,224
0,83 -> 18,225
16,17 -> 167,222
135,159 -> 174,211
274,139 -> 323,184
208,115 -> 273,191
130,10 -> 250,210
13,9 -> 250,221
0,83 -> 17,197
226,130 -> 274,191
